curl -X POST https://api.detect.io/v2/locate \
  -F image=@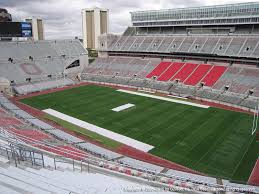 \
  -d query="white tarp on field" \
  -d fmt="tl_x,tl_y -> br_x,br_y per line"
43,109 -> 154,152
117,89 -> 210,109
112,103 -> 135,112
